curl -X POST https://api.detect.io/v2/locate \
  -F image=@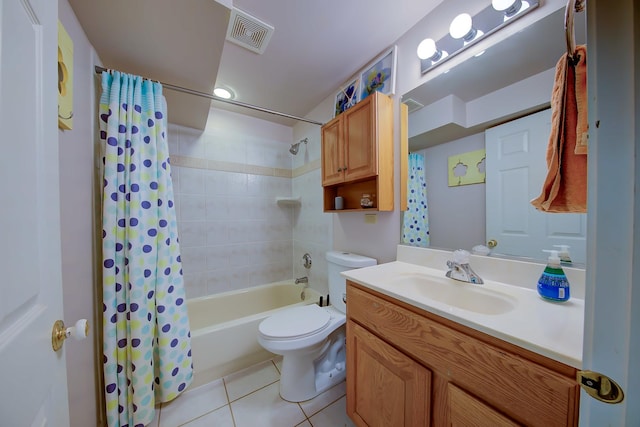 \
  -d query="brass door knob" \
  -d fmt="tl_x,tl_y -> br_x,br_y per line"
487,239 -> 498,248
577,370 -> 624,404
51,319 -> 89,352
